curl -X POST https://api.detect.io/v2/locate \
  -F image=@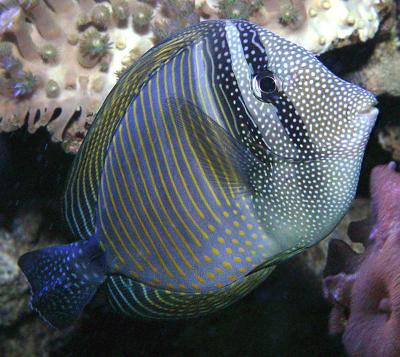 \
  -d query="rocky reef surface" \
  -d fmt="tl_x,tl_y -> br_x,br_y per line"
323,163 -> 400,357
0,0 -> 400,356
